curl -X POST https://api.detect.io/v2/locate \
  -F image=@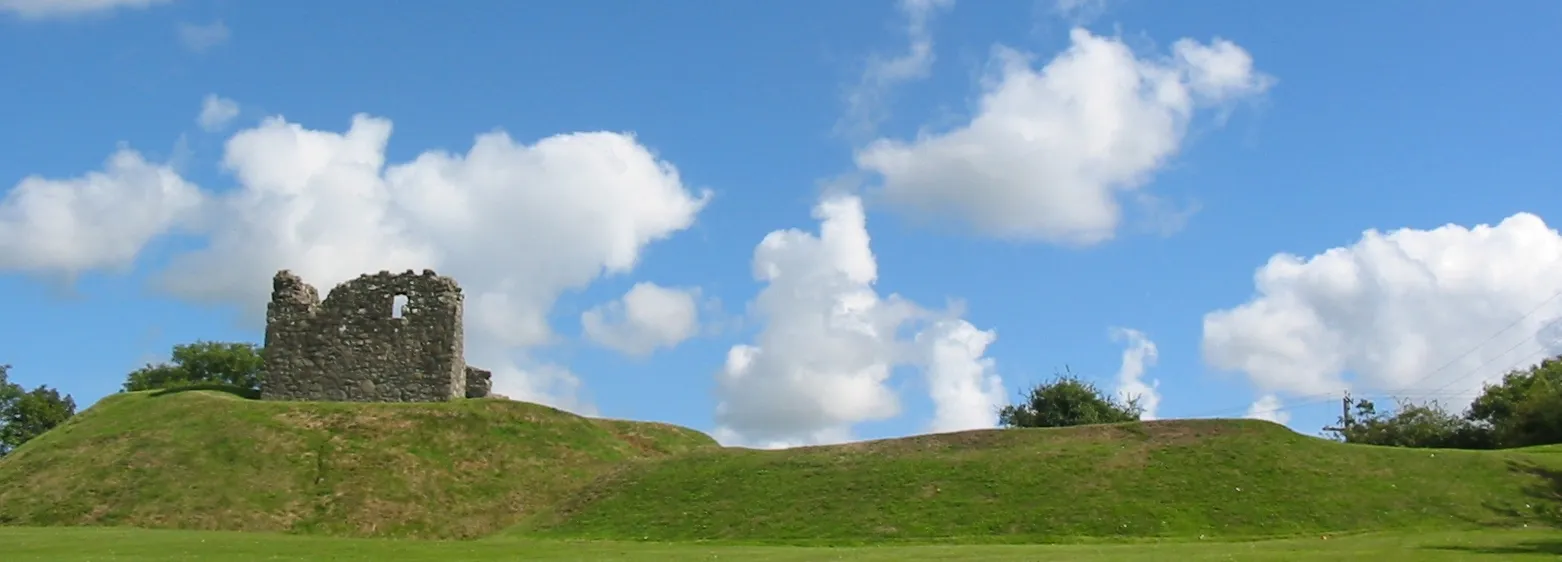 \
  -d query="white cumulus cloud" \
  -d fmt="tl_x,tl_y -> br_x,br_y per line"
1245,394 -> 1290,425
1203,213 -> 1562,411
582,282 -> 702,357
0,0 -> 170,19
856,28 -> 1273,244
0,149 -> 203,277
918,317 -> 1007,433
197,95 -> 239,132
713,194 -> 1004,448
2,113 -> 709,411
1111,327 -> 1161,420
